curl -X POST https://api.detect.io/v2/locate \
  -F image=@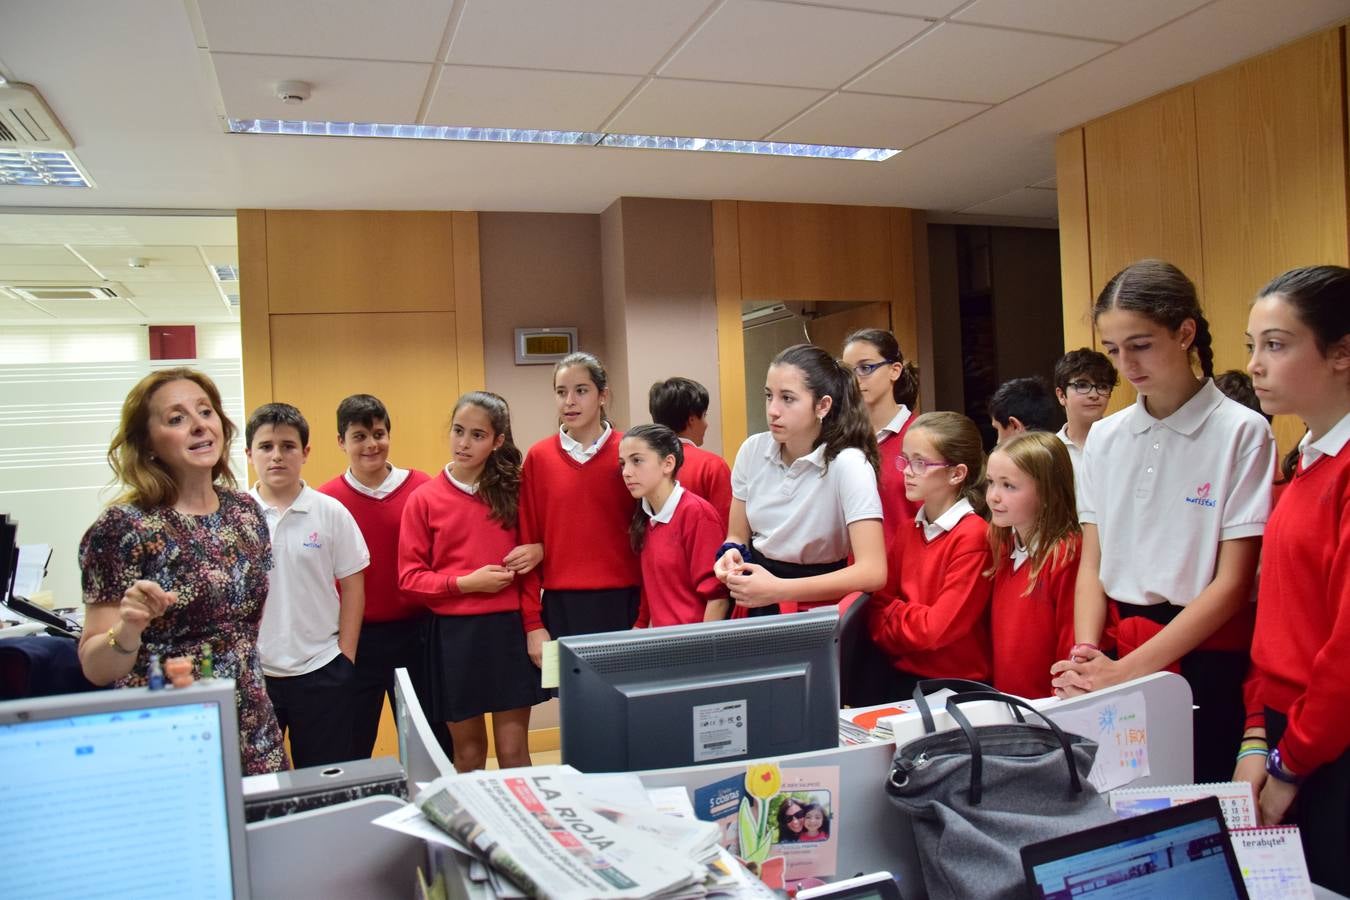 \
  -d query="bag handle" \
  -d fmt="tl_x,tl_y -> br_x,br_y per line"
944,691 -> 1084,805
911,679 -> 1026,734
